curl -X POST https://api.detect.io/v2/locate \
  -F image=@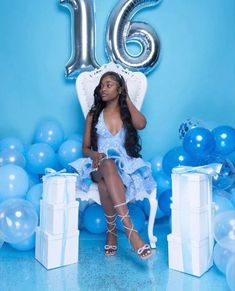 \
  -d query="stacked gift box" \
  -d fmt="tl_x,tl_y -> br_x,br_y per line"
167,164 -> 222,277
35,171 -> 79,270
